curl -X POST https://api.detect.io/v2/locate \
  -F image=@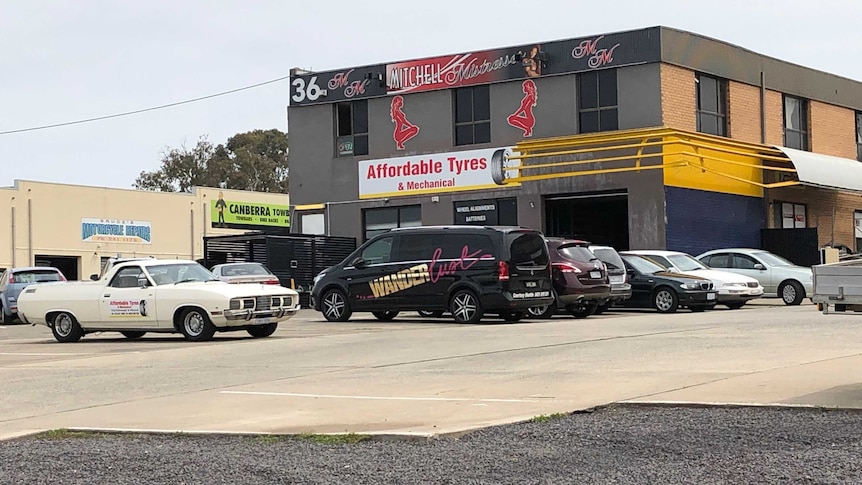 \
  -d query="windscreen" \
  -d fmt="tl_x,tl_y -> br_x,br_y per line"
754,252 -> 794,266
558,245 -> 597,263
507,232 -> 549,267
13,270 -> 63,283
667,254 -> 708,271
591,247 -> 625,271
623,255 -> 666,274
